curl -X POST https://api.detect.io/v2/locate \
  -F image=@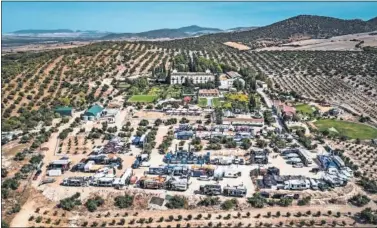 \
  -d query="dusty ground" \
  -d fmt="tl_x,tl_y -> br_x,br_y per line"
224,41 -> 251,51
